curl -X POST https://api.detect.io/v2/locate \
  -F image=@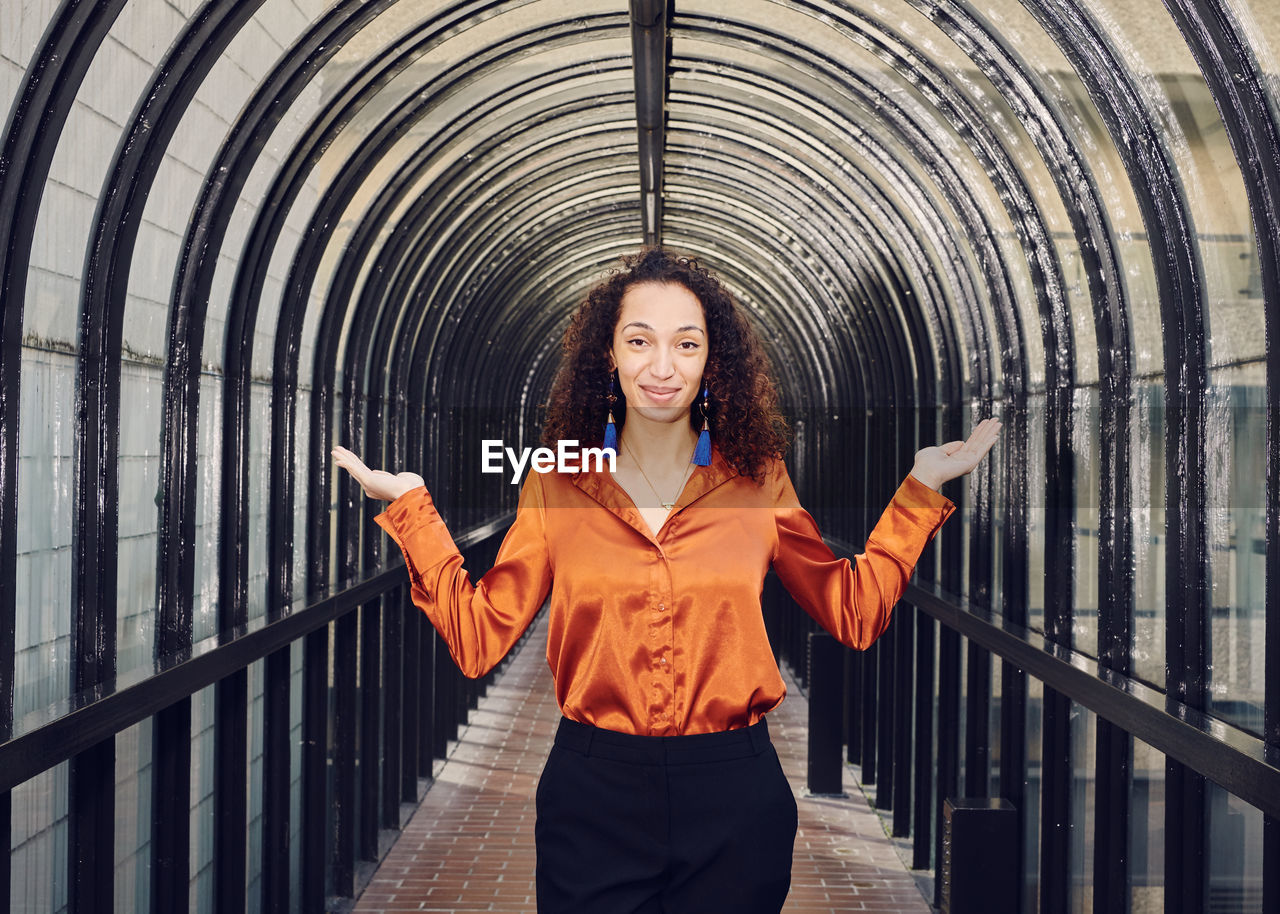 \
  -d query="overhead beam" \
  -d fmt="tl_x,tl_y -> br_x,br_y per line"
630,0 -> 670,246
